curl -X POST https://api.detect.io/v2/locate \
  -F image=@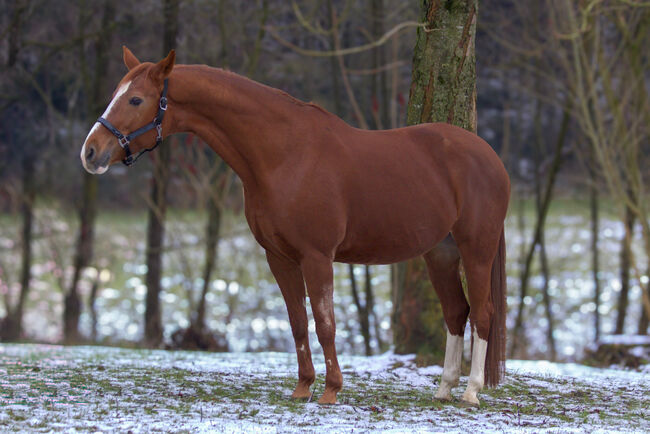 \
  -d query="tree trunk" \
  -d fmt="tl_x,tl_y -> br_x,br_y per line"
638,259 -> 650,335
144,0 -> 180,348
349,264 -> 372,355
88,278 -> 99,342
533,99 -> 556,361
194,192 -> 222,330
65,0 -> 114,344
65,170 -> 97,343
365,265 -> 385,352
510,104 -> 569,358
1,156 -> 35,341
615,205 -> 634,334
7,0 -> 29,68
589,167 -> 601,342
370,0 -> 388,129
393,0 -> 477,362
